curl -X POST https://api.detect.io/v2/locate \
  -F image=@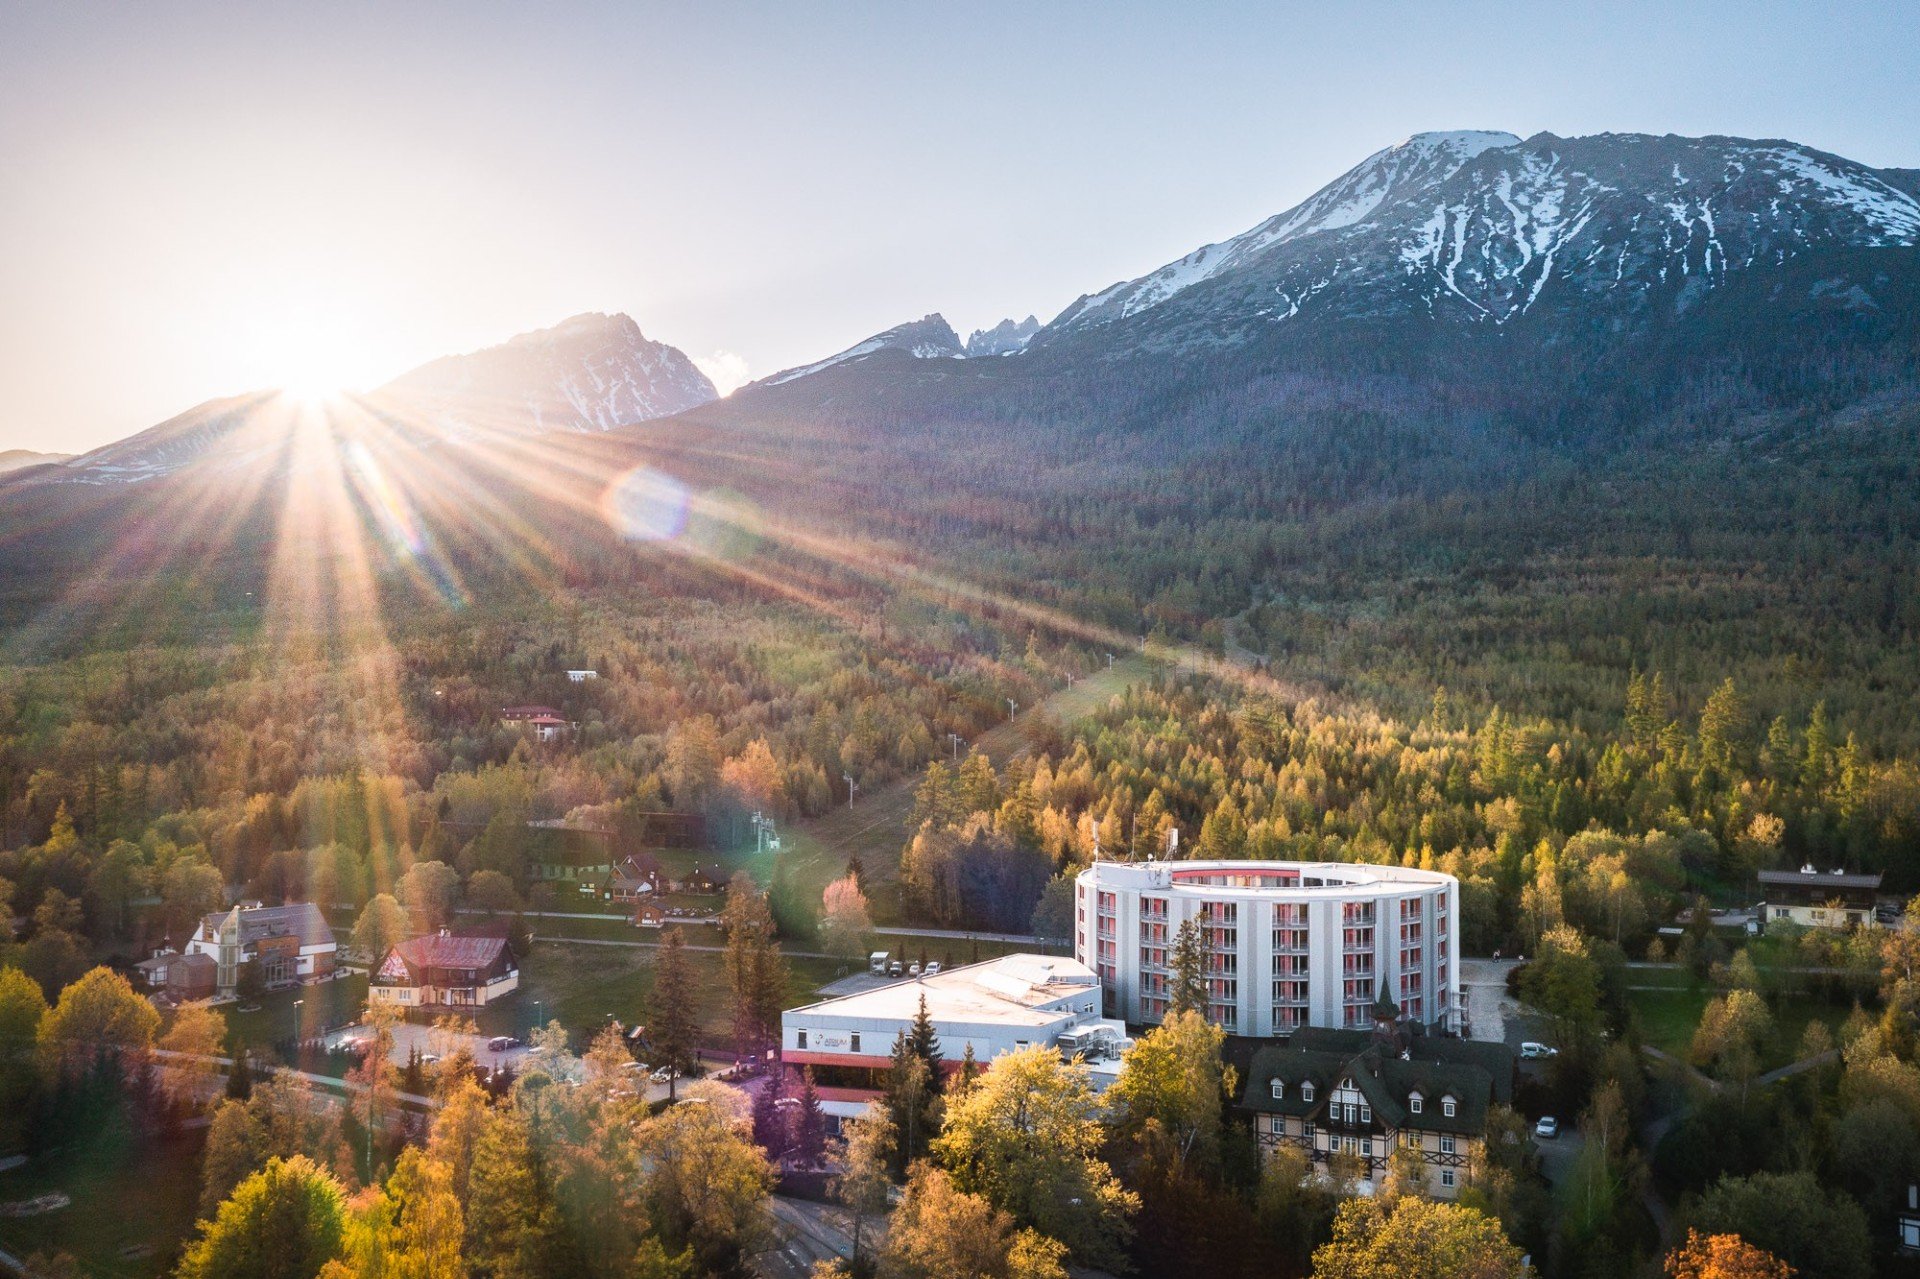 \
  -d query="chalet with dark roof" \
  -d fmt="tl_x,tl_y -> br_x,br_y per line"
369,929 -> 520,1010
1237,994 -> 1515,1200
1758,866 -> 1883,930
